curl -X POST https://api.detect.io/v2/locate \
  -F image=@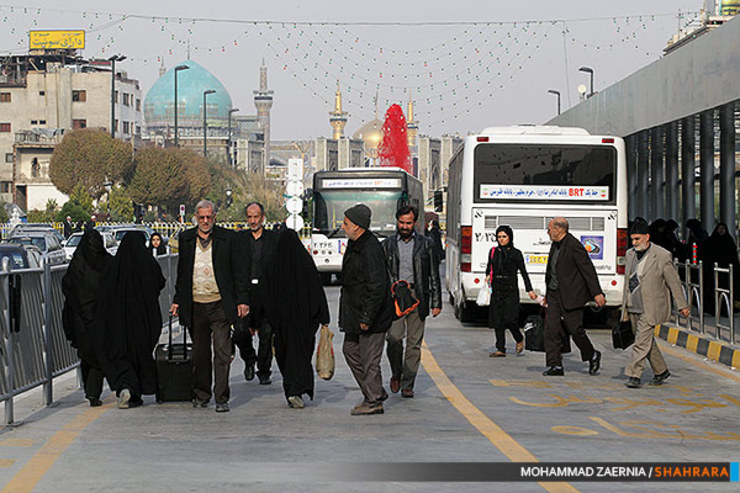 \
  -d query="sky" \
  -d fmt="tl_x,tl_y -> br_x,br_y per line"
0,1 -> 705,140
